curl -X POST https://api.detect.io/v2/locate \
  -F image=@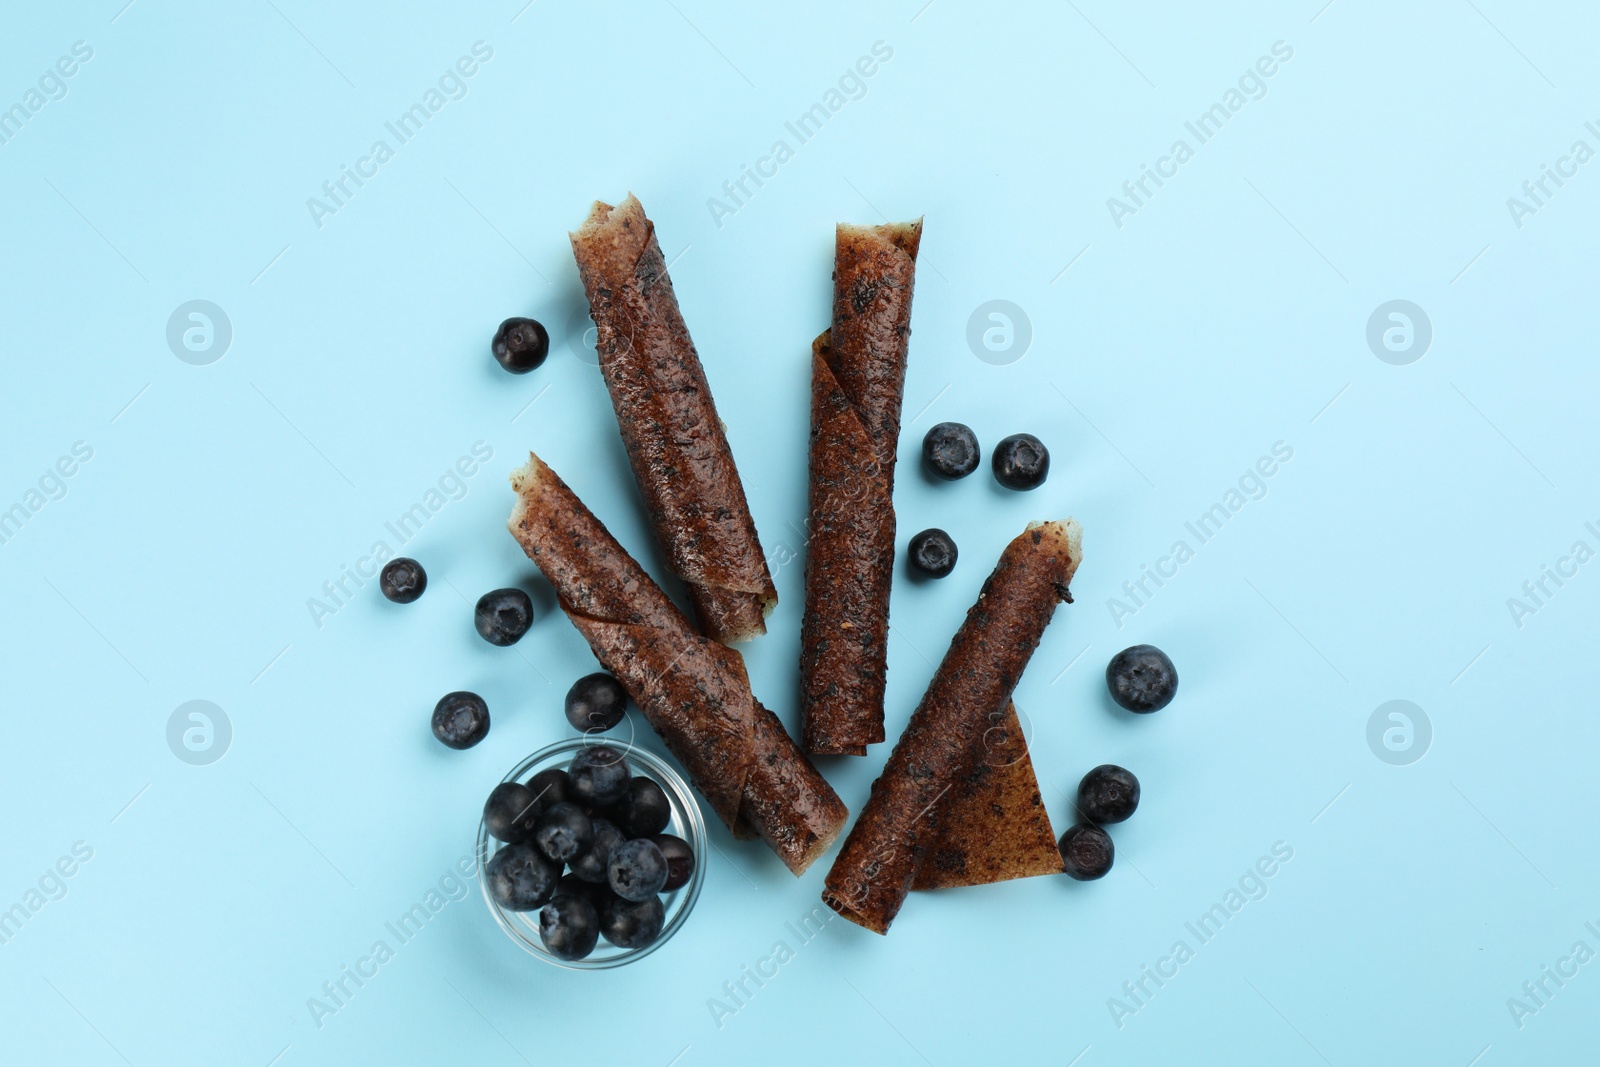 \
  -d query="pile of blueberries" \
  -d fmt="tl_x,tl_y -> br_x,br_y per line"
1060,644 -> 1179,880
910,422 -> 1049,579
375,555 -> 538,749
484,735 -> 695,960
